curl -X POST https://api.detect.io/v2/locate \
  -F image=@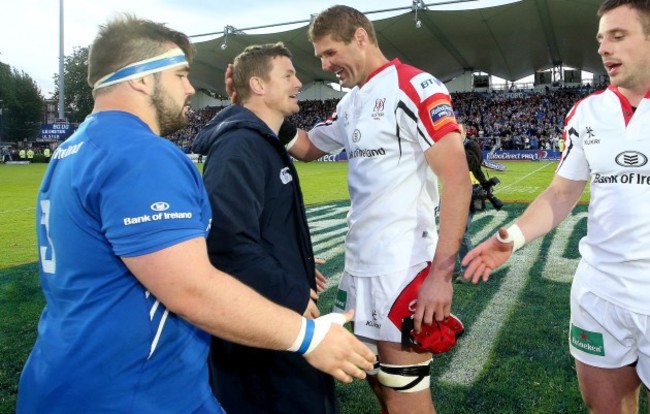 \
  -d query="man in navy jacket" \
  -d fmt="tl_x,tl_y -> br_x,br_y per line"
192,42 -> 337,414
